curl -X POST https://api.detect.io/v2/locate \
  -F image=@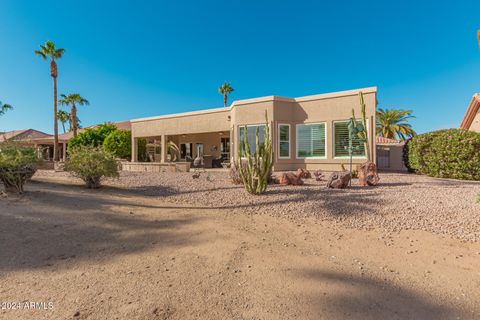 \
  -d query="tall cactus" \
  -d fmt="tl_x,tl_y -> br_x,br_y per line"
236,111 -> 273,195
350,92 -> 371,161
